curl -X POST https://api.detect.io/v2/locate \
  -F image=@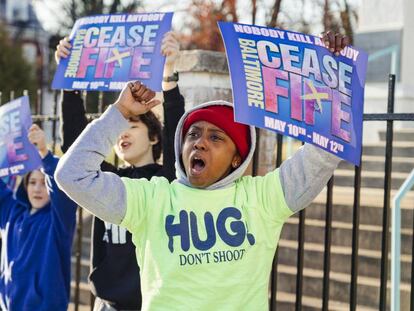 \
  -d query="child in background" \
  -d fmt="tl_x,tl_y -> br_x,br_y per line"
55,34 -> 348,310
55,32 -> 184,311
0,124 -> 77,310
